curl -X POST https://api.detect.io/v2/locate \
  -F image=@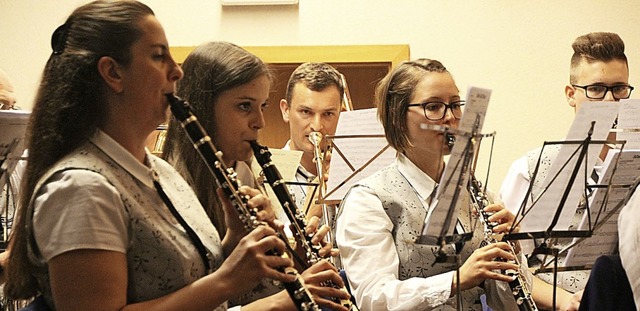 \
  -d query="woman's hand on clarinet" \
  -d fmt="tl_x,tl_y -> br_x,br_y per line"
300,259 -> 350,311
217,225 -> 296,295
241,186 -> 283,229
453,242 -> 520,292
220,186 -> 285,256
221,186 -> 284,237
485,203 -> 518,234
484,203 -> 523,253
303,216 -> 338,258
